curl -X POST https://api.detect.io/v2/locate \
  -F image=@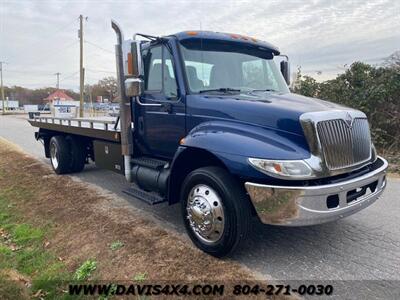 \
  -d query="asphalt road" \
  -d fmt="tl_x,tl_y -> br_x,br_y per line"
1,115 -> 399,298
